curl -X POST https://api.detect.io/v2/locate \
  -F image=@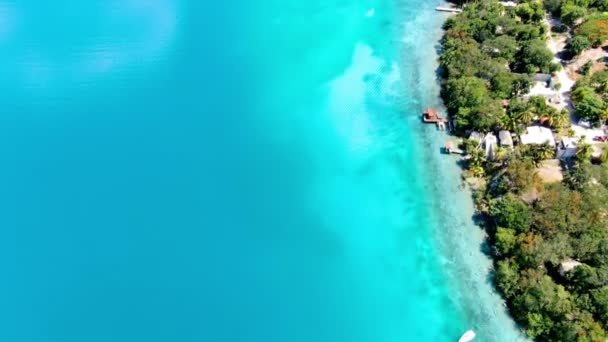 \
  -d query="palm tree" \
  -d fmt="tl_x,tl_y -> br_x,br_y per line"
494,146 -> 509,162
519,110 -> 535,126
598,79 -> 608,93
600,148 -> 608,164
551,111 -> 570,129
500,113 -> 519,132
468,148 -> 486,169
576,142 -> 593,163
470,165 -> 485,177
600,108 -> 608,125
522,143 -> 555,166
538,143 -> 555,160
